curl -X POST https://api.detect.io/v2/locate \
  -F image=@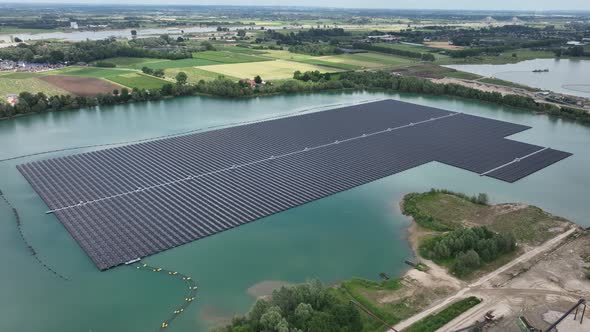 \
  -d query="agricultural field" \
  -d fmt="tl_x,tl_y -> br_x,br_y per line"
164,67 -> 235,83
46,67 -> 169,89
0,73 -> 70,96
192,51 -> 270,64
39,75 -> 121,96
126,58 -> 220,70
96,57 -> 166,67
99,51 -> 271,71
320,52 -> 416,69
436,48 -> 557,65
391,63 -> 481,79
424,41 -> 465,50
197,59 -> 340,80
47,67 -> 136,78
215,46 -> 270,55
106,73 -> 170,90
256,50 -> 360,69
375,42 -> 437,53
